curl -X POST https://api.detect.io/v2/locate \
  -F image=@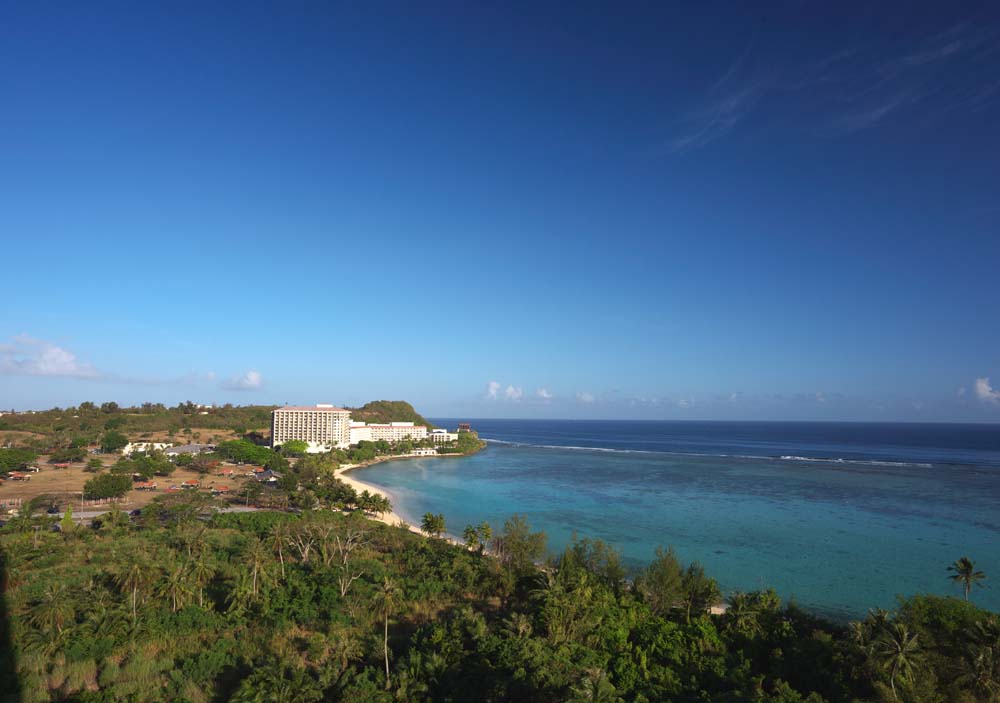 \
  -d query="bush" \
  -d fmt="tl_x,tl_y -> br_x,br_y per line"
101,430 -> 129,453
49,447 -> 86,463
0,448 -> 37,471
83,473 -> 133,499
